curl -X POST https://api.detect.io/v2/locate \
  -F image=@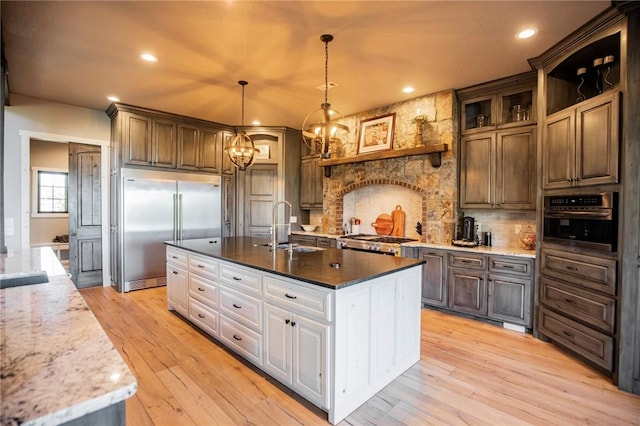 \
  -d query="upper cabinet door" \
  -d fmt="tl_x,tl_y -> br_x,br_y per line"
575,91 -> 620,187
177,124 -> 199,170
543,109 -> 575,189
459,133 -> 494,209
152,119 -> 177,168
123,113 -> 153,166
199,126 -> 222,174
495,127 -> 536,209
